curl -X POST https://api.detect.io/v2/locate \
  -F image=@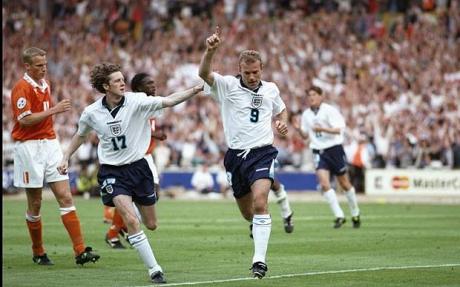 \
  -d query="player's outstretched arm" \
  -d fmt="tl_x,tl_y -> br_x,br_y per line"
161,83 -> 204,108
57,133 -> 87,175
199,26 -> 221,87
